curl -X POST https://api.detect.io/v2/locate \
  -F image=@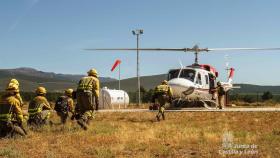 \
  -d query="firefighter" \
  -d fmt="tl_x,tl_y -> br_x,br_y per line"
28,87 -> 52,126
9,79 -> 28,121
54,89 -> 74,124
152,80 -> 173,121
75,68 -> 100,130
0,83 -> 26,138
217,81 -> 226,109
9,79 -> 24,107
